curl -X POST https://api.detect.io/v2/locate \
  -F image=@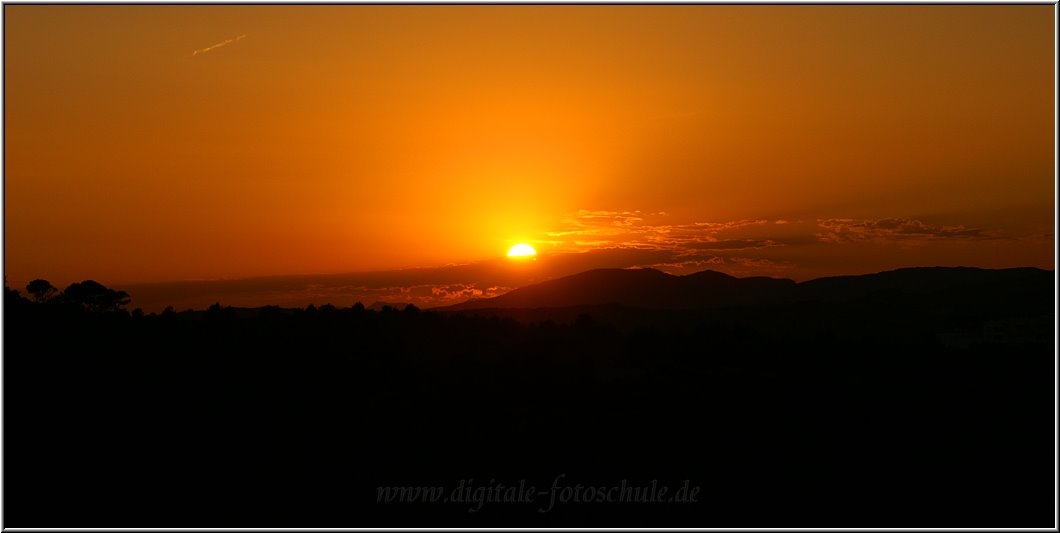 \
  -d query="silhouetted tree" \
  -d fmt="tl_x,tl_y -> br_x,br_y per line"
61,280 -> 131,312
26,279 -> 57,303
4,281 -> 28,311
